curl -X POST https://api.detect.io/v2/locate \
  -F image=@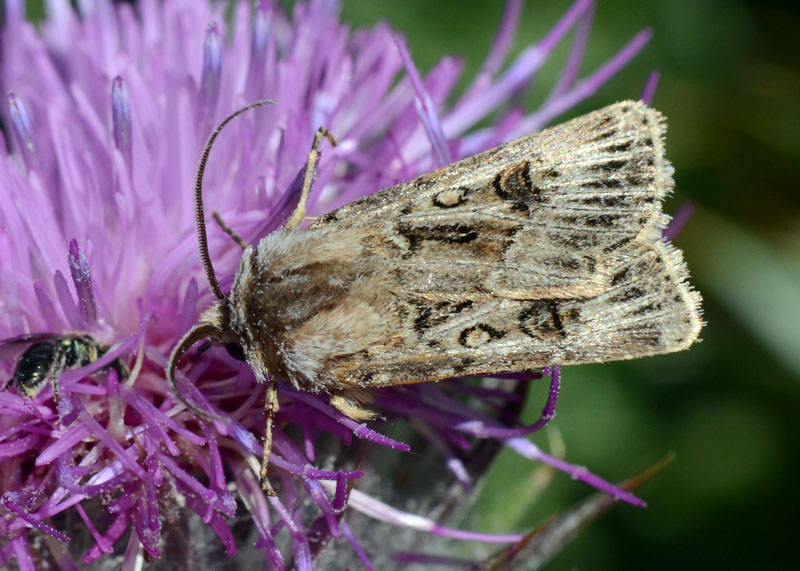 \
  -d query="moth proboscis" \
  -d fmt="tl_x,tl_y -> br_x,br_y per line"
166,100 -> 703,494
